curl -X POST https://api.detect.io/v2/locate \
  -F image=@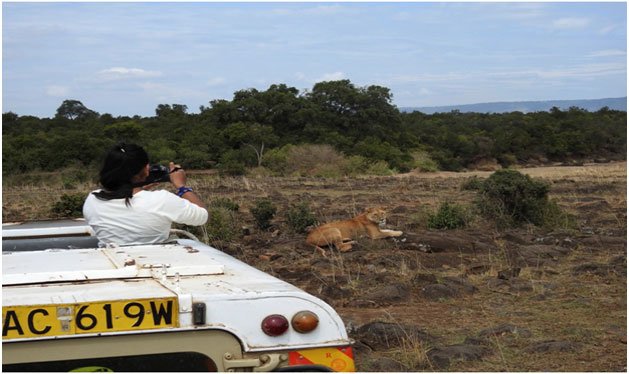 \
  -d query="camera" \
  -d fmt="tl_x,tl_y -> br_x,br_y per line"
145,164 -> 172,184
